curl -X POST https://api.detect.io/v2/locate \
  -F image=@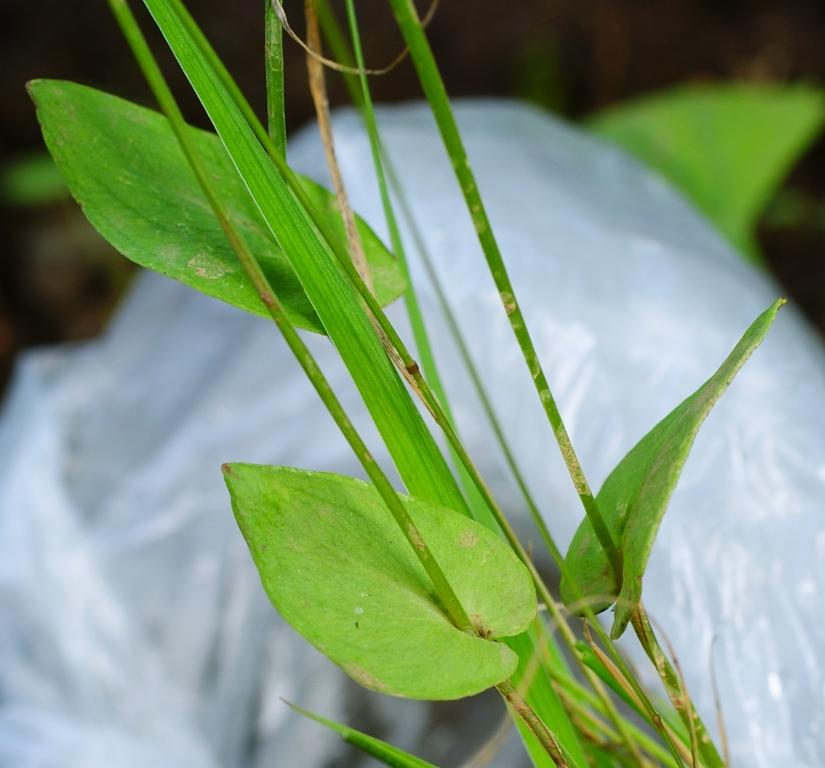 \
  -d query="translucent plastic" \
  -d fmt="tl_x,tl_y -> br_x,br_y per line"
2,101 -> 823,767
